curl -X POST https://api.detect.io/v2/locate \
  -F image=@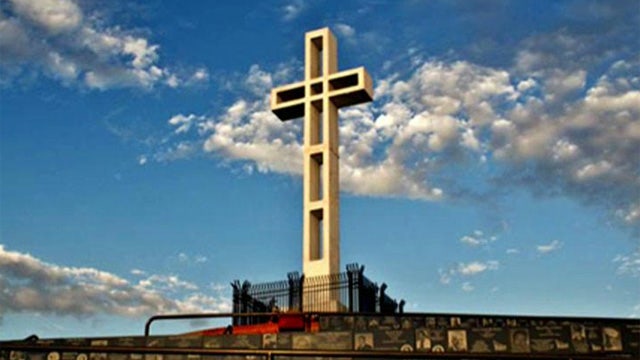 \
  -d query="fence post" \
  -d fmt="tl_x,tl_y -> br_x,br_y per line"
287,272 -> 300,311
241,281 -> 251,325
299,274 -> 305,312
346,263 -> 361,312
231,280 -> 240,326
359,265 -> 369,312
347,266 -> 354,312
